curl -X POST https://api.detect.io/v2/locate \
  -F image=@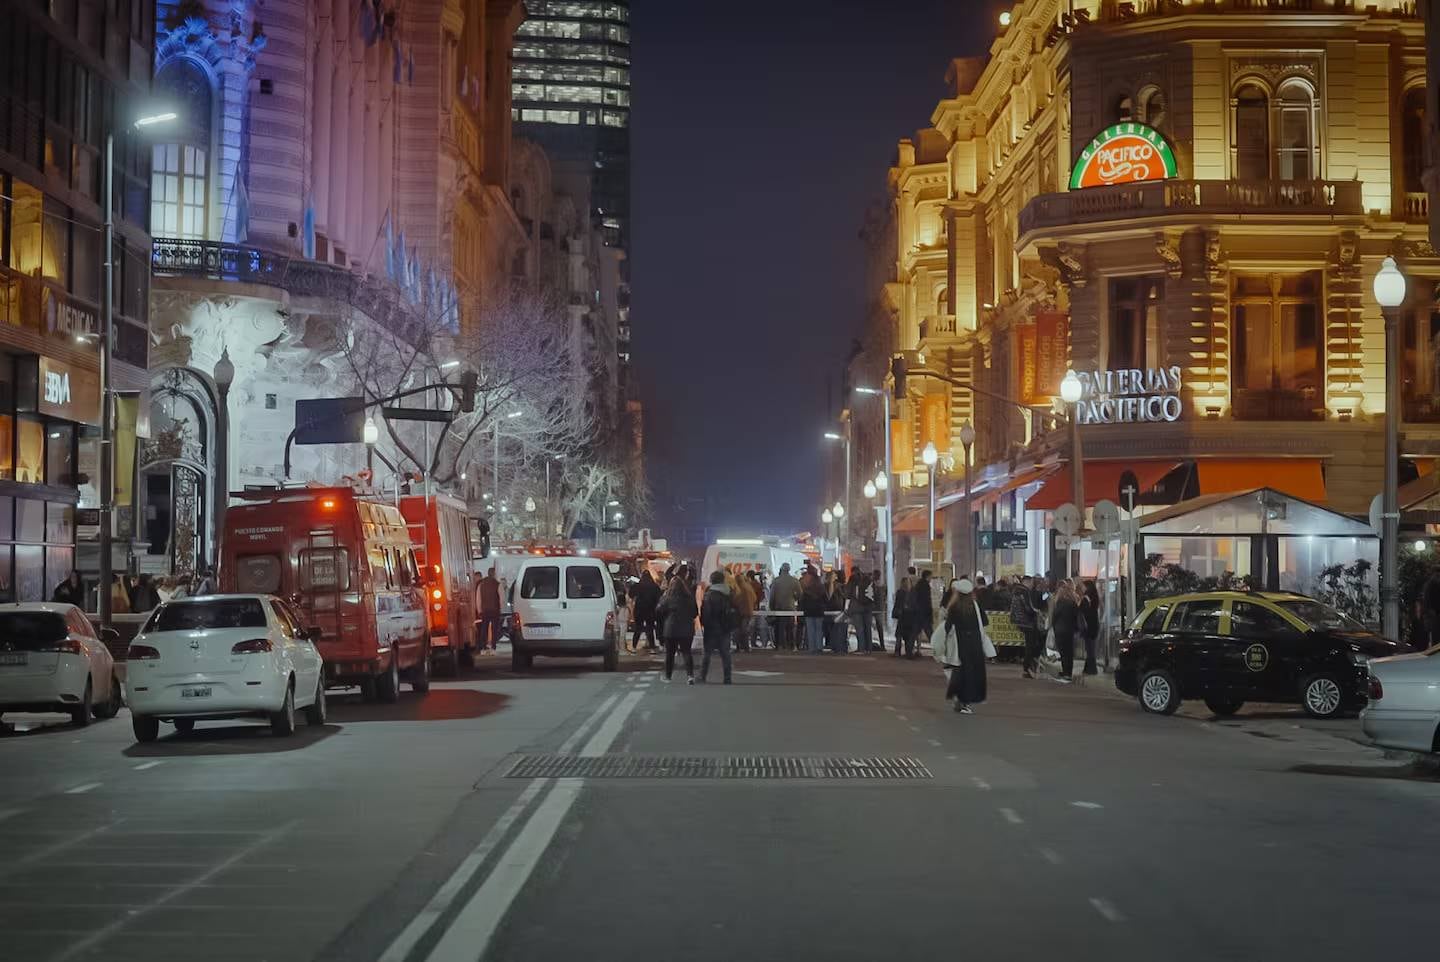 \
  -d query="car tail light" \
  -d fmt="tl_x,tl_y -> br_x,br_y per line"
431,588 -> 443,600
231,638 -> 274,654
38,637 -> 85,655
1368,675 -> 1384,701
128,644 -> 160,661
604,610 -> 615,632
511,612 -> 522,633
